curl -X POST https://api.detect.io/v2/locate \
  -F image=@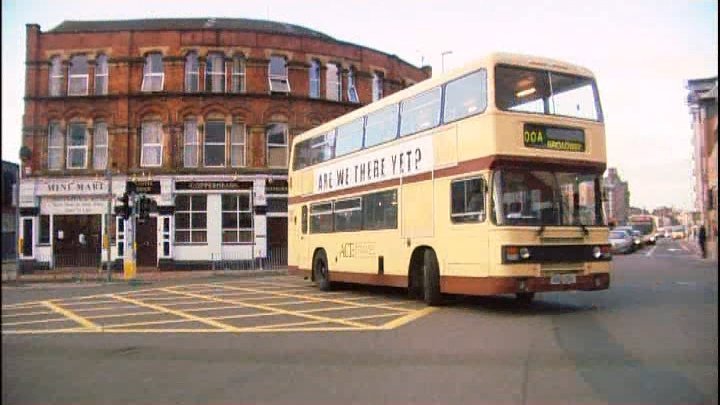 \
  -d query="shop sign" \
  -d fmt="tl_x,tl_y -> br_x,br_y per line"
175,181 -> 253,191
266,179 -> 288,194
38,179 -> 108,196
40,197 -> 108,215
254,179 -> 266,206
127,180 -> 161,194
